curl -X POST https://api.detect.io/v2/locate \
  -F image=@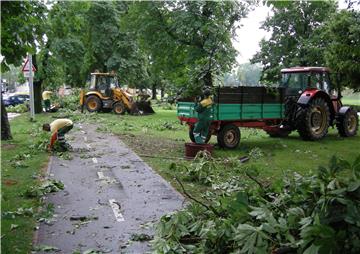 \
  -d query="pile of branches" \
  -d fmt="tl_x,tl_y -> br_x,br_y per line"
152,155 -> 360,254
